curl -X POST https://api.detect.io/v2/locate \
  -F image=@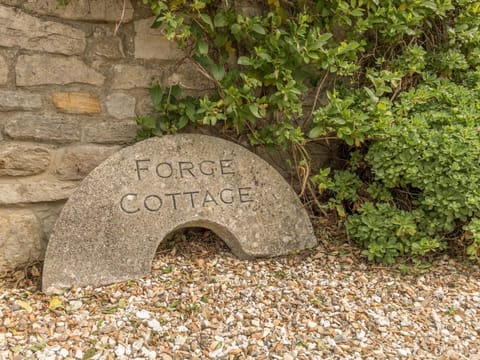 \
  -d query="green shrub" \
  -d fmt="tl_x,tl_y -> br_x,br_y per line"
140,0 -> 480,263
